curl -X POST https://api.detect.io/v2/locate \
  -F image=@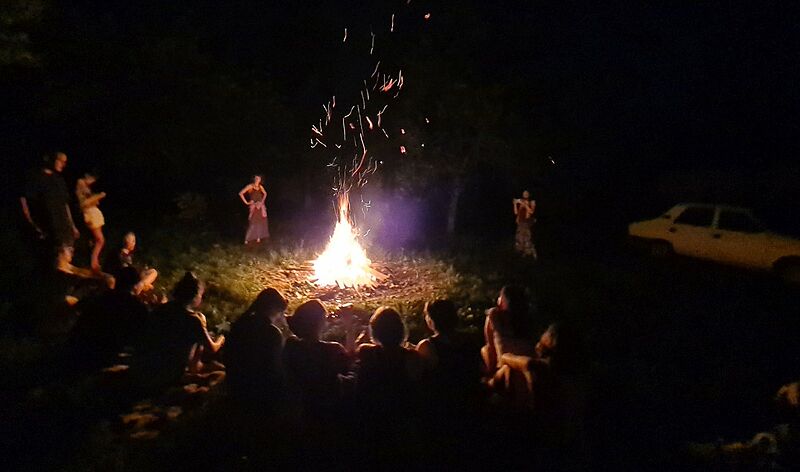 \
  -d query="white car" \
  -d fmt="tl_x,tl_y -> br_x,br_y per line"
628,203 -> 800,283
